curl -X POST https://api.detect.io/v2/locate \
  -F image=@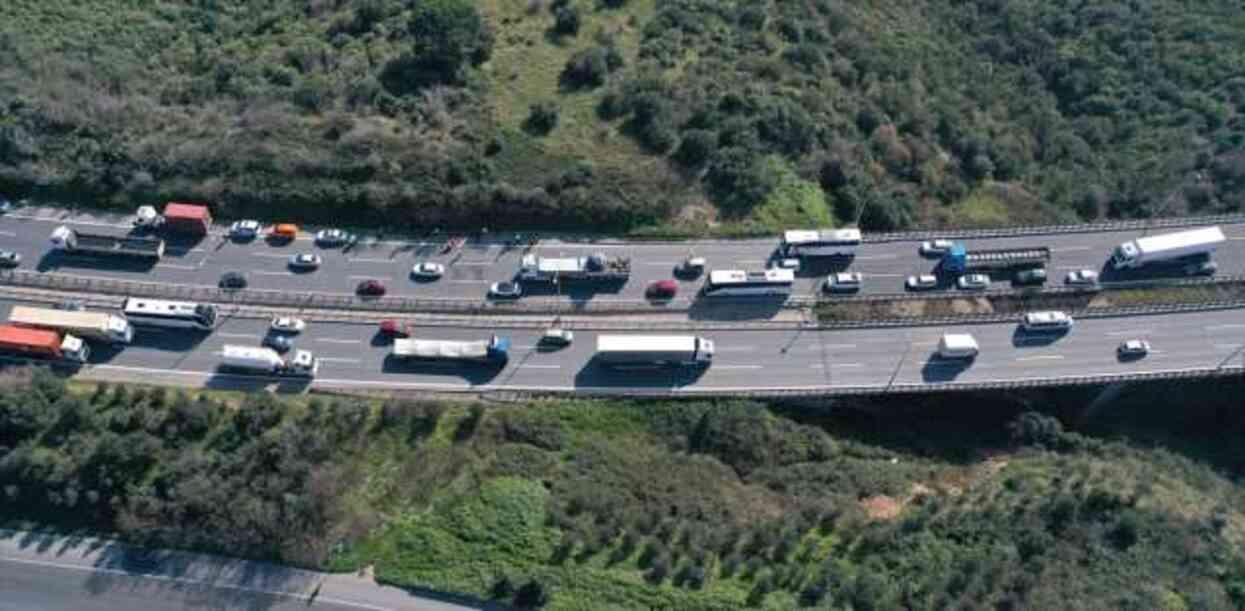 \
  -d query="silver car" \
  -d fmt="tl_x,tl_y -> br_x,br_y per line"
288,253 -> 322,269
1064,269 -> 1099,286
411,262 -> 445,279
956,274 -> 990,290
825,272 -> 863,292
229,220 -> 261,238
920,239 -> 955,256
905,274 -> 938,291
